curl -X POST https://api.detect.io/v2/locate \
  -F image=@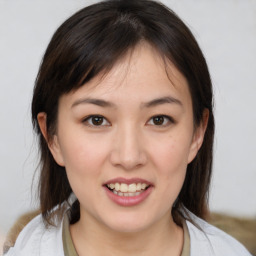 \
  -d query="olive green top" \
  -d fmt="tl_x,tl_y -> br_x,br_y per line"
62,213 -> 78,256
181,219 -> 190,256
62,214 -> 190,256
